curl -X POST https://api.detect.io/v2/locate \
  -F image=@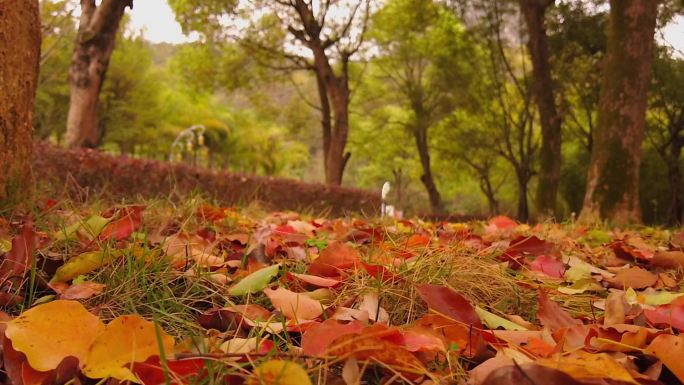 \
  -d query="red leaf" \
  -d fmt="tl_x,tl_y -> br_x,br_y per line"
132,356 -> 207,385
644,297 -> 684,331
506,236 -> 554,256
308,241 -> 360,277
0,223 -> 36,284
537,290 -> 580,331
361,262 -> 404,283
487,216 -> 518,231
415,284 -> 482,328
286,272 -> 341,288
529,255 -> 565,279
301,319 -> 366,356
98,206 -> 144,242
